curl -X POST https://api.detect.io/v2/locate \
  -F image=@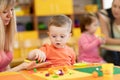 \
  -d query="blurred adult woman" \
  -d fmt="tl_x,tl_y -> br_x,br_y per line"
98,0 -> 120,65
